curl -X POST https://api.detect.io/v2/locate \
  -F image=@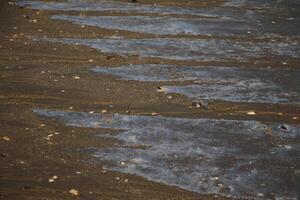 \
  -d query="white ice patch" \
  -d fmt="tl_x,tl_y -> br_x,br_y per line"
34,109 -> 300,200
